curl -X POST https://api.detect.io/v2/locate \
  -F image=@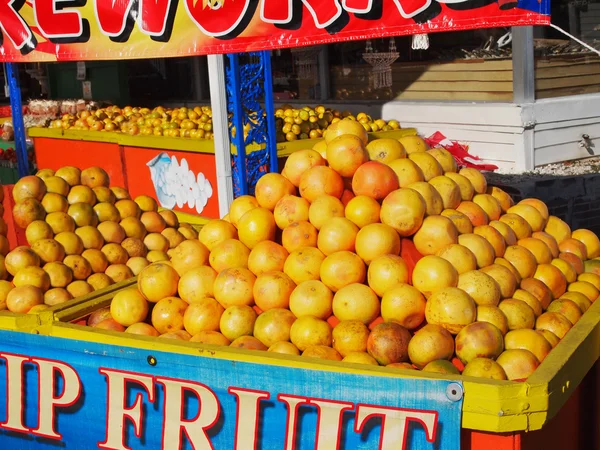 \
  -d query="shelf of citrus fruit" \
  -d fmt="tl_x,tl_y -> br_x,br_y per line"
3,119 -> 600,433
0,166 -> 202,330
42,104 -> 398,143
